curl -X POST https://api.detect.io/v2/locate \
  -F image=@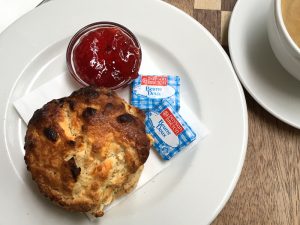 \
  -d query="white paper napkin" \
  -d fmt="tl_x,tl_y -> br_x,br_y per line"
14,74 -> 208,219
